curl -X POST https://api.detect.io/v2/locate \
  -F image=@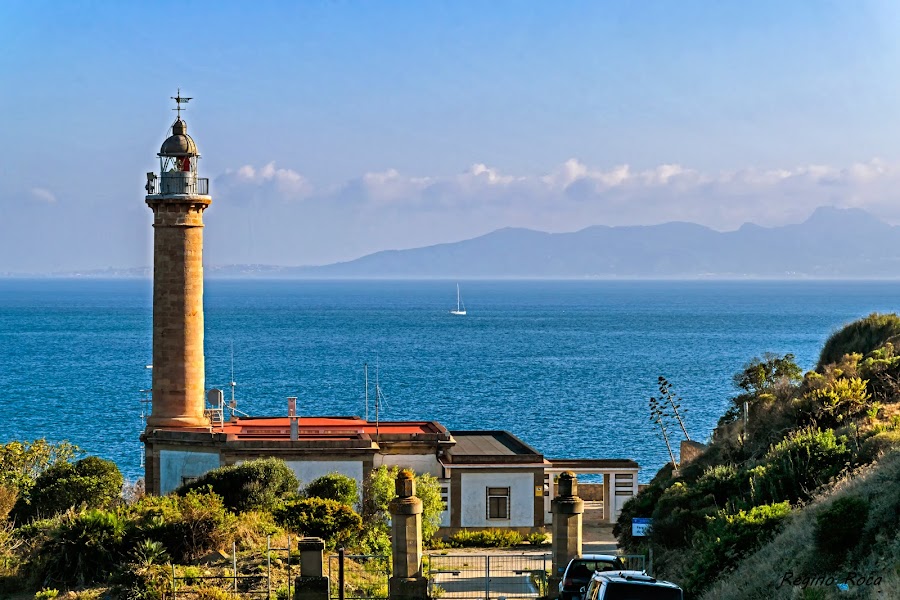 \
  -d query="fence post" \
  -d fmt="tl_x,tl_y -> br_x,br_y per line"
267,536 -> 272,600
294,537 -> 328,600
388,471 -> 428,600
338,547 -> 345,600
549,472 -> 584,600
172,563 -> 177,600
485,555 -> 491,600
233,542 -> 238,594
